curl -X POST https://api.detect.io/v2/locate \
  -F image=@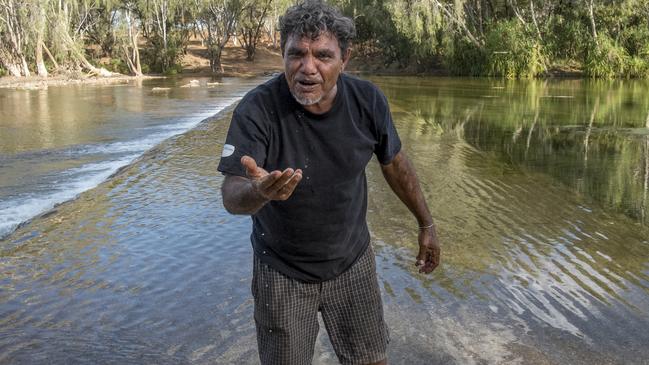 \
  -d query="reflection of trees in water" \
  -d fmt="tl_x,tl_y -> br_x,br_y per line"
382,78 -> 649,226
367,78 -> 649,331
